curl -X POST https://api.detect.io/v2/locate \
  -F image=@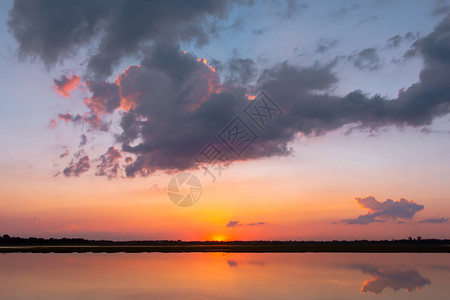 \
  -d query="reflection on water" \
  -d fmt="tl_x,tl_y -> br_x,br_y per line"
347,264 -> 431,294
0,252 -> 448,299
